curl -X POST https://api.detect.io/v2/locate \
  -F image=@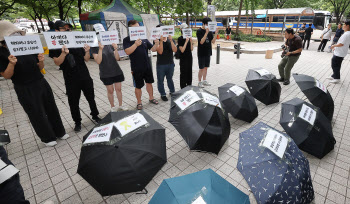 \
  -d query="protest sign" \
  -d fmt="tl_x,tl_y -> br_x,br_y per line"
229,85 -> 245,96
93,23 -> 105,32
182,28 -> 192,39
114,113 -> 148,136
73,32 -> 98,47
175,90 -> 201,110
207,5 -> 216,22
129,26 -> 147,41
315,80 -> 327,93
202,92 -> 222,108
43,32 -> 76,49
83,123 -> 114,144
99,31 -> 119,45
4,35 -> 44,56
161,25 -> 175,36
150,27 -> 162,40
208,22 -> 217,32
298,104 -> 316,125
261,129 -> 288,159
